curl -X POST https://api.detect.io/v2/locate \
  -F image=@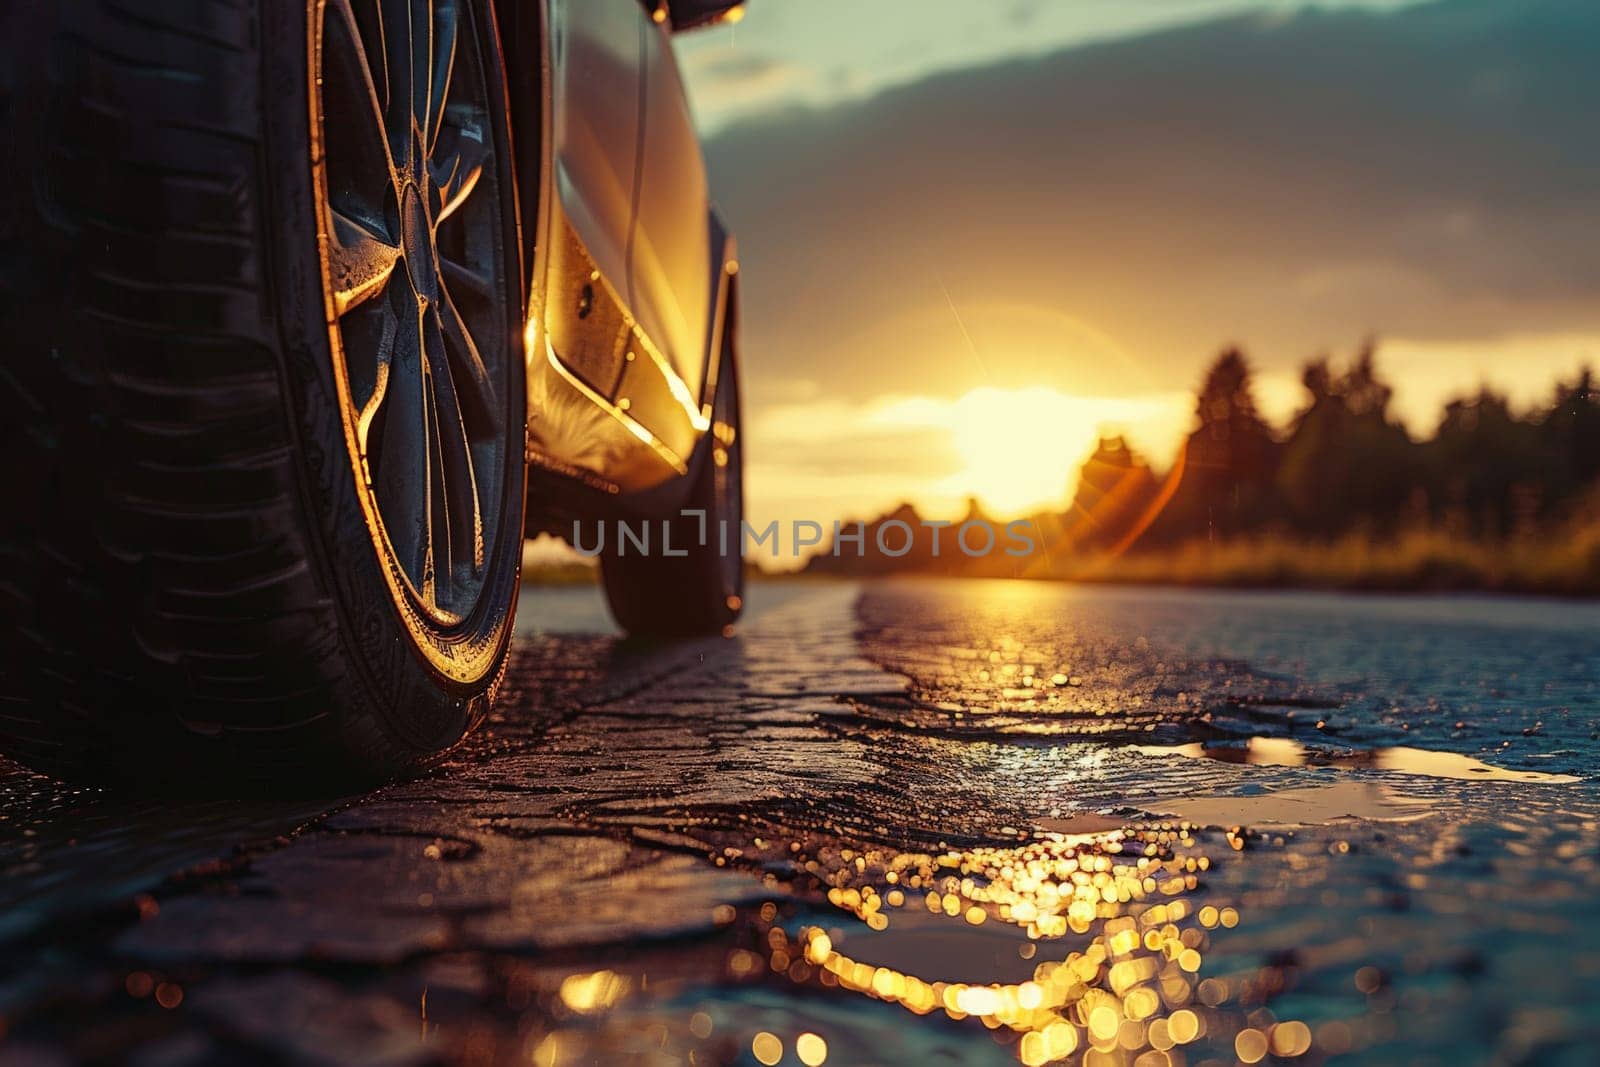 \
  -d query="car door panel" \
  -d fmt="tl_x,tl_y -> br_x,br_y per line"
549,0 -> 641,298
629,19 -> 713,405
531,0 -> 715,495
